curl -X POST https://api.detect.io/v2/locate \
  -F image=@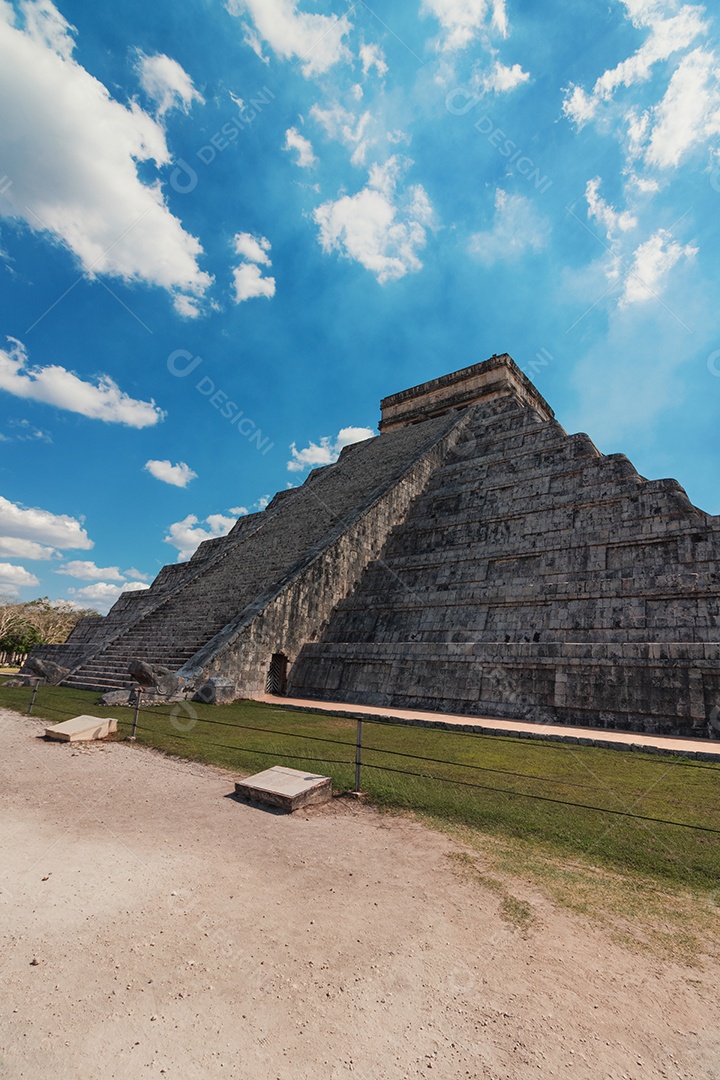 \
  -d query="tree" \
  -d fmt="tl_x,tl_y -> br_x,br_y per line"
0,596 -> 101,654
0,597 -> 28,644
0,622 -> 43,654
